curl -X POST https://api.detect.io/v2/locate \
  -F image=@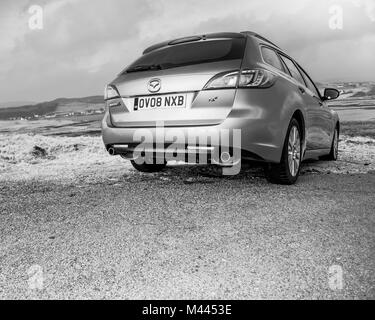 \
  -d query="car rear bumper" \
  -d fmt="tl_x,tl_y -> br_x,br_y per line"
101,109 -> 284,163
